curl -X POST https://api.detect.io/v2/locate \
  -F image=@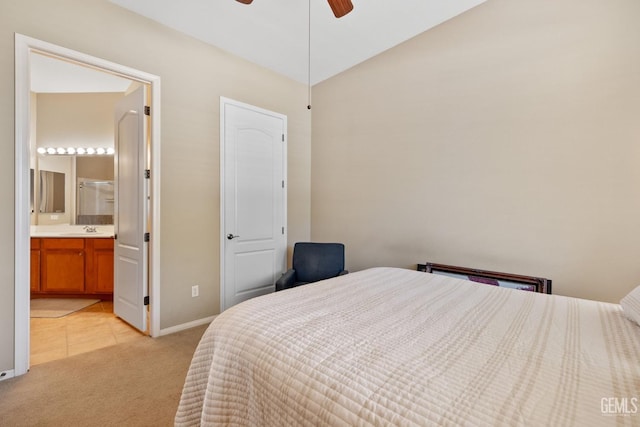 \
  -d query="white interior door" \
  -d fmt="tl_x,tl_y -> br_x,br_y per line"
114,86 -> 148,332
221,98 -> 287,311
